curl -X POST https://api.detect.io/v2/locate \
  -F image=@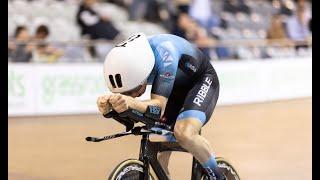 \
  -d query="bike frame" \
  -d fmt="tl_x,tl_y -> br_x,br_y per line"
87,109 -> 207,180
139,133 -> 204,180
